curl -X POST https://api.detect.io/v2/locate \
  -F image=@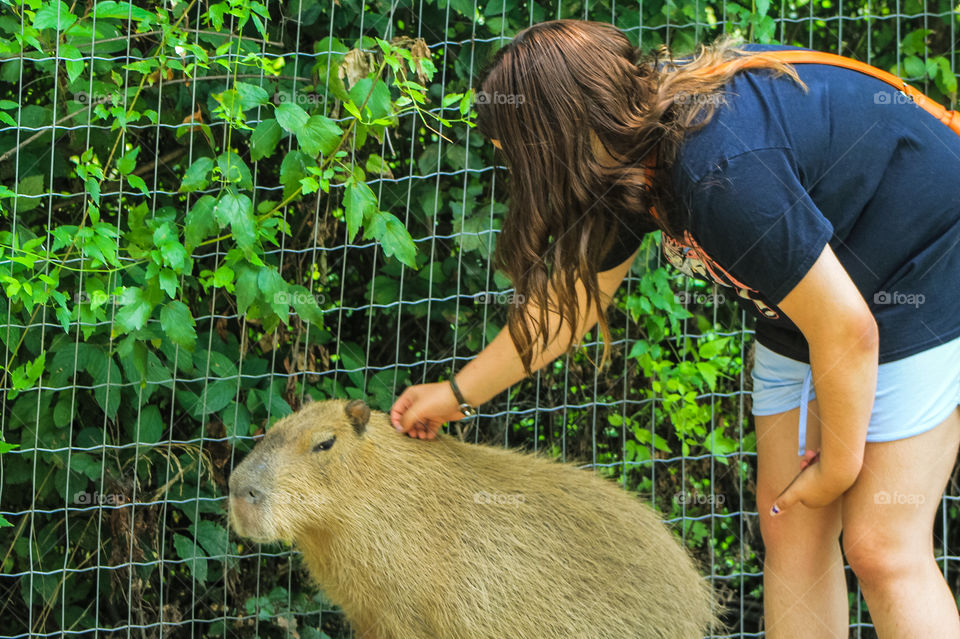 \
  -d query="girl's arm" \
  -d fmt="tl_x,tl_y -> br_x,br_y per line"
390,247 -> 641,438
769,242 -> 880,514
